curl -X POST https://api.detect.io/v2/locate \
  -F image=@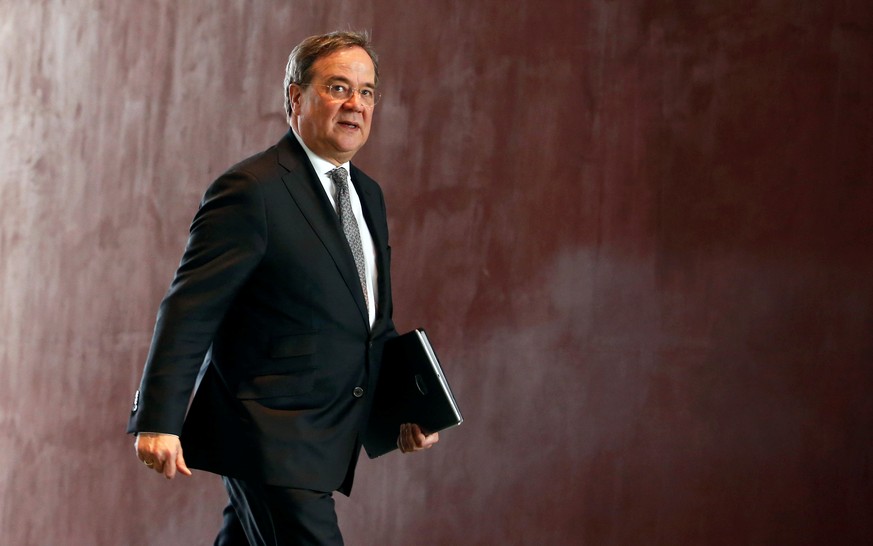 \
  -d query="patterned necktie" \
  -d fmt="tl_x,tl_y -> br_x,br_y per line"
328,167 -> 369,313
